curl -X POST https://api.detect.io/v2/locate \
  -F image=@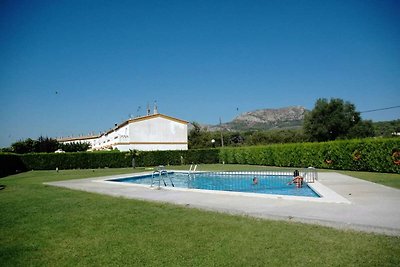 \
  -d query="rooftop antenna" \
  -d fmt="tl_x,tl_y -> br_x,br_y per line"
147,103 -> 151,115
136,106 -> 141,117
153,100 -> 158,114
